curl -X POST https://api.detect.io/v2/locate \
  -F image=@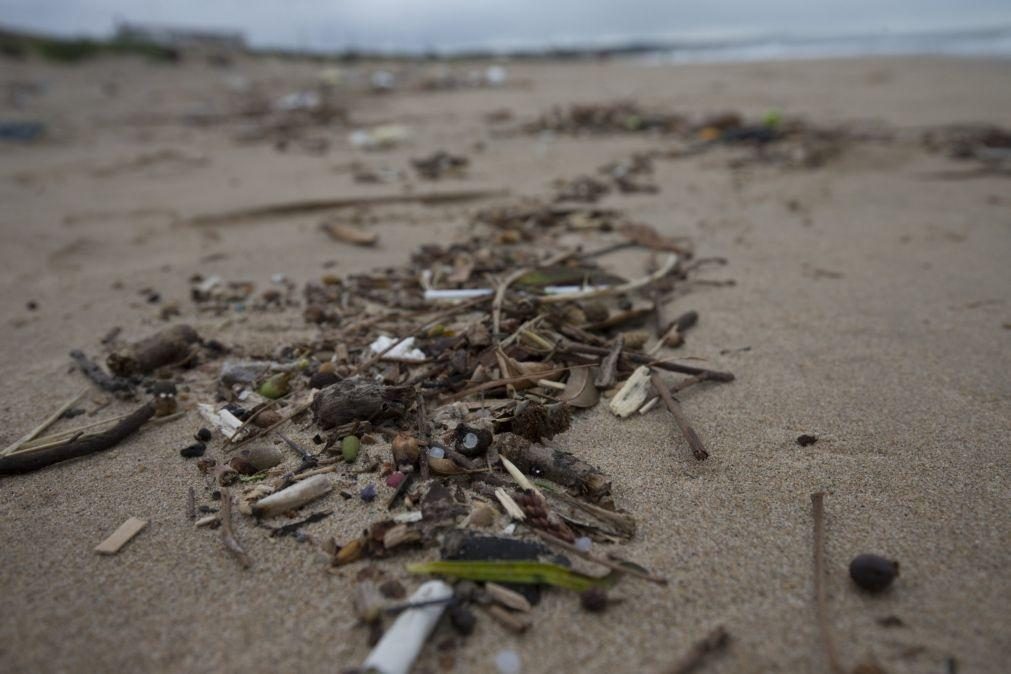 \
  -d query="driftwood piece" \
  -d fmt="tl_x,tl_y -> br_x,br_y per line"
95,517 -> 148,555
493,433 -> 611,501
311,377 -> 406,430
650,372 -> 709,461
69,350 -> 133,395
107,325 -> 200,376
0,403 -> 154,475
